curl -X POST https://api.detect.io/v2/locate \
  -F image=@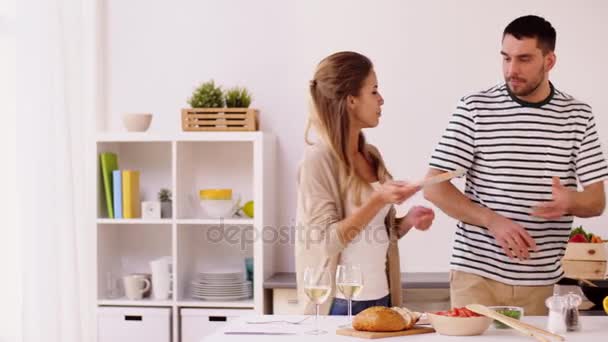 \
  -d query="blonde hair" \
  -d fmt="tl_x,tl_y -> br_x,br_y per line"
305,51 -> 388,205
